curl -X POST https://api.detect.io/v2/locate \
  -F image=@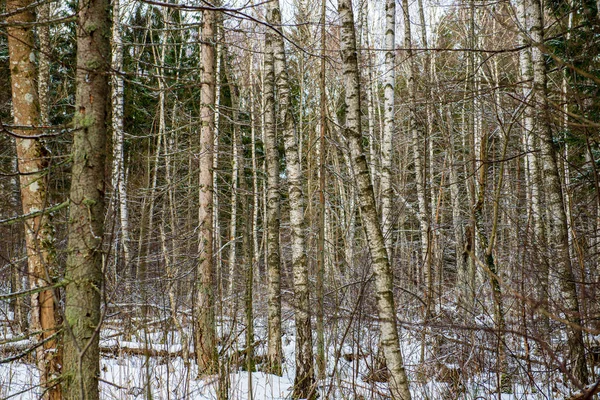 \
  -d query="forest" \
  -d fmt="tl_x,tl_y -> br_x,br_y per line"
0,0 -> 599,398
